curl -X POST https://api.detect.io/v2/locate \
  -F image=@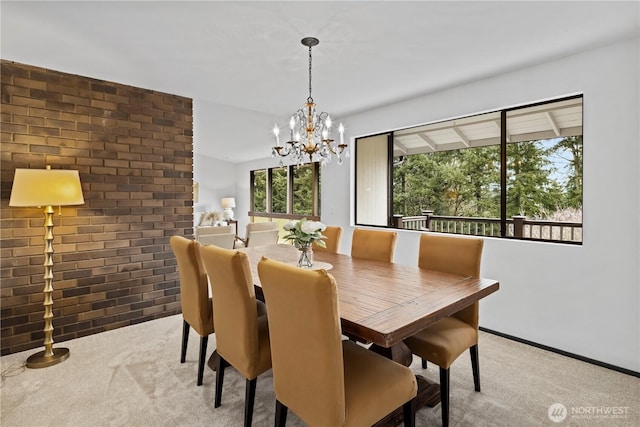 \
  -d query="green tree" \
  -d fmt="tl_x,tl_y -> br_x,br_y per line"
293,165 -> 313,215
393,145 -> 500,217
506,141 -> 563,218
458,146 -> 500,217
252,170 -> 267,211
551,136 -> 583,209
393,138 -> 580,223
394,153 -> 447,216
271,167 -> 288,213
